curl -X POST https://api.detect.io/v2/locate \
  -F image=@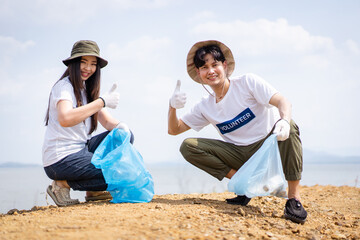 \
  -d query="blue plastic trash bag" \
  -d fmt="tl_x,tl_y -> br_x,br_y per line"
91,128 -> 154,203
228,134 -> 287,198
